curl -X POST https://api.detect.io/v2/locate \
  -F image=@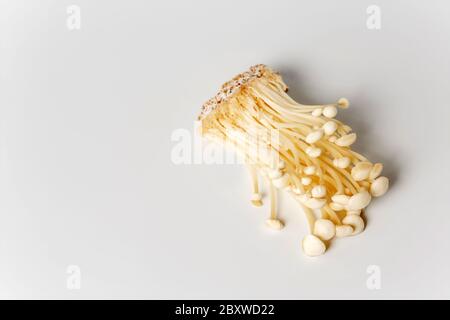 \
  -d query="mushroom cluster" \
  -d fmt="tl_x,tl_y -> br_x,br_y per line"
198,64 -> 389,257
